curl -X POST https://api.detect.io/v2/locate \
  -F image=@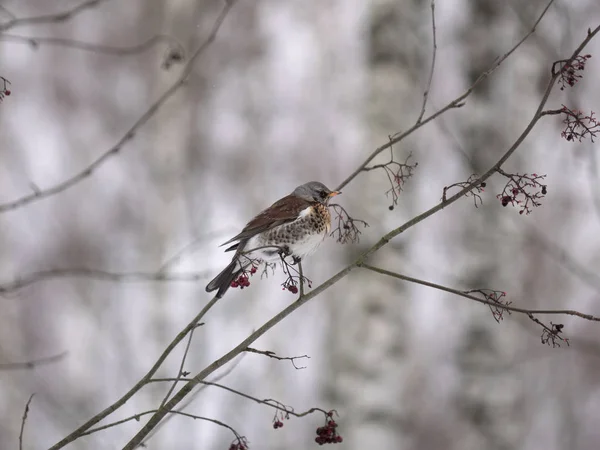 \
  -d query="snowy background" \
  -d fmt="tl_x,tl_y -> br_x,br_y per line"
1,0 -> 600,449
